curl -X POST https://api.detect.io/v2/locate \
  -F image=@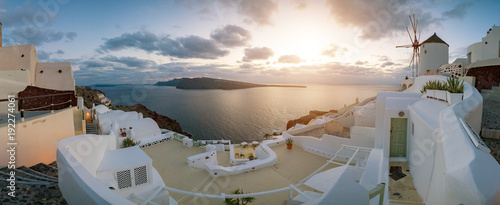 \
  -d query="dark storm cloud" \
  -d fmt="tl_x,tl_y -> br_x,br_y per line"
100,31 -> 229,60
242,47 -> 274,62
210,25 -> 252,47
278,55 -> 302,64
